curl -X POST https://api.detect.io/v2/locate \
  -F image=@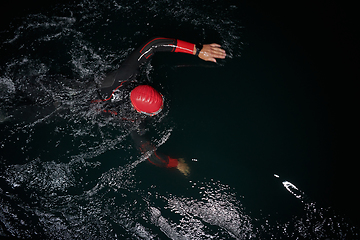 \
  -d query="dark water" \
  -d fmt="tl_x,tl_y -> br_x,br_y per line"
1,0 -> 359,239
